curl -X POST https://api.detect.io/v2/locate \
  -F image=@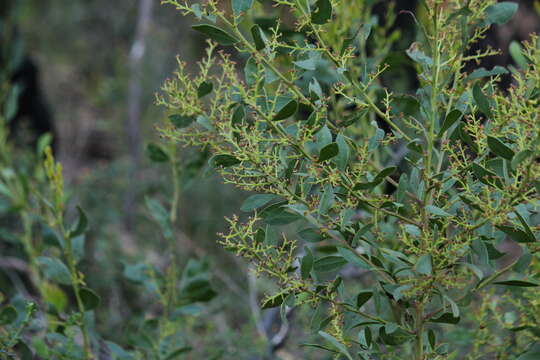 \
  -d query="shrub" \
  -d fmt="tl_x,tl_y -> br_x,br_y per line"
159,0 -> 540,359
